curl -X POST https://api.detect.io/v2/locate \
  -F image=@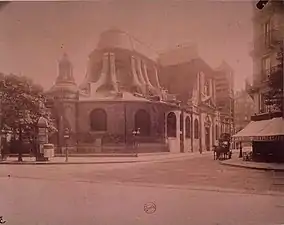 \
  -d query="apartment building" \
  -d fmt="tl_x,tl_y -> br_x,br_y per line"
234,89 -> 255,132
234,1 -> 284,162
248,0 -> 284,114
215,61 -> 235,134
